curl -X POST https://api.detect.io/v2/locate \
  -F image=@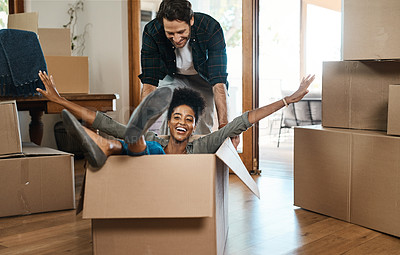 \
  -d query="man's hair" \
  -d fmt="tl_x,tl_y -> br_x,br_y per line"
167,87 -> 206,122
156,0 -> 194,25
